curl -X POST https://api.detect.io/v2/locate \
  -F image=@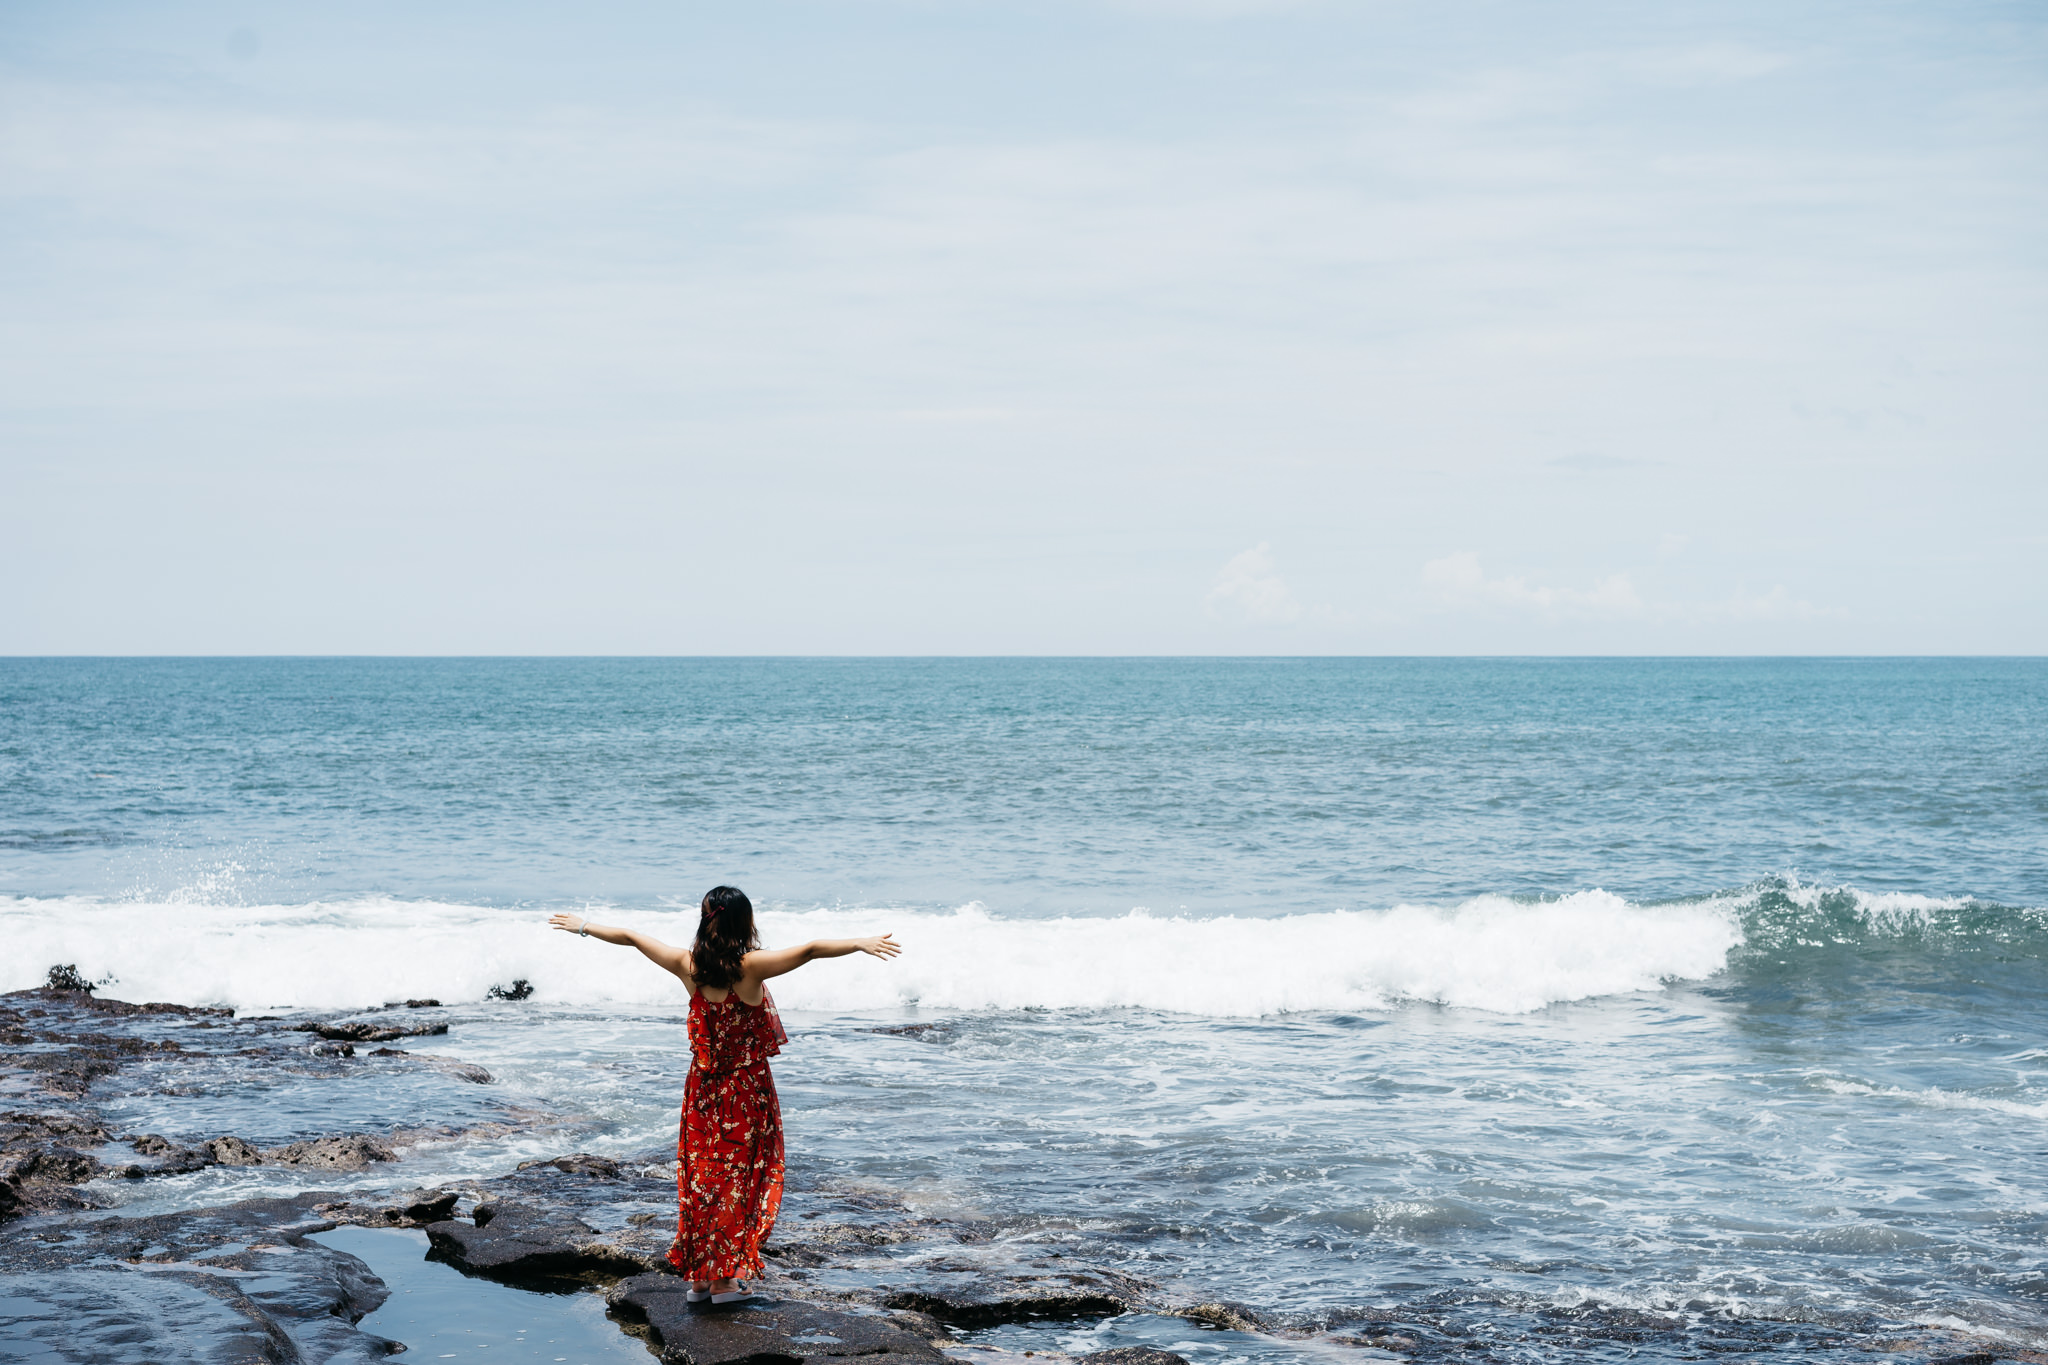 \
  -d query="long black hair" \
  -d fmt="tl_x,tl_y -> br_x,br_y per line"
691,885 -> 759,990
